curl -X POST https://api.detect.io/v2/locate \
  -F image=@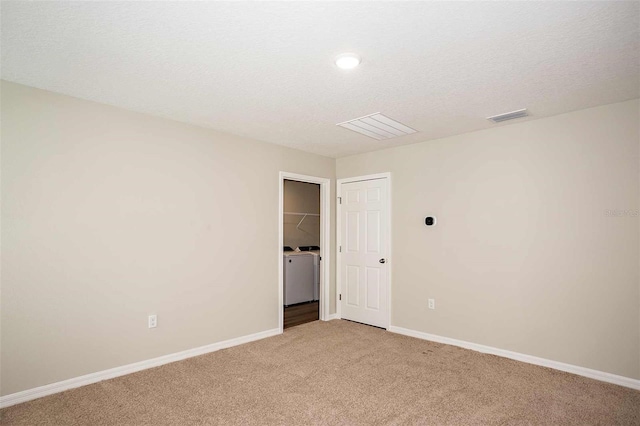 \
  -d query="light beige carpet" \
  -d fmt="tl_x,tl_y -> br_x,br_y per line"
2,320 -> 639,425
